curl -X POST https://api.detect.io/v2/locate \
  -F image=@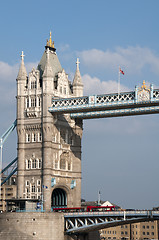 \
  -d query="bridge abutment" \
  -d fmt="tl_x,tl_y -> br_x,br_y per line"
0,212 -> 101,240
0,212 -> 65,240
